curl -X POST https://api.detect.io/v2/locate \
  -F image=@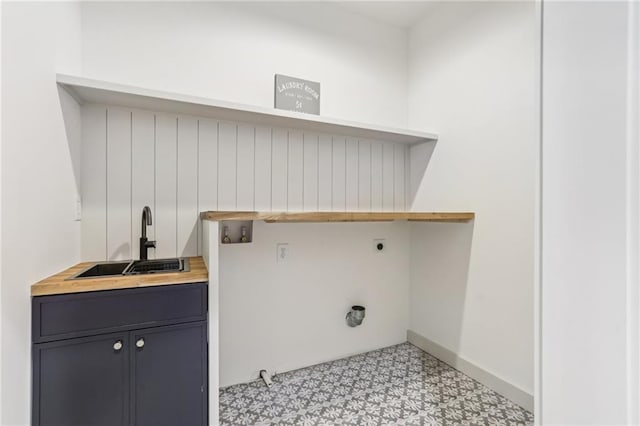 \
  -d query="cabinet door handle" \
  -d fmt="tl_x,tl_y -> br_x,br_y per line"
113,340 -> 123,351
136,338 -> 145,348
